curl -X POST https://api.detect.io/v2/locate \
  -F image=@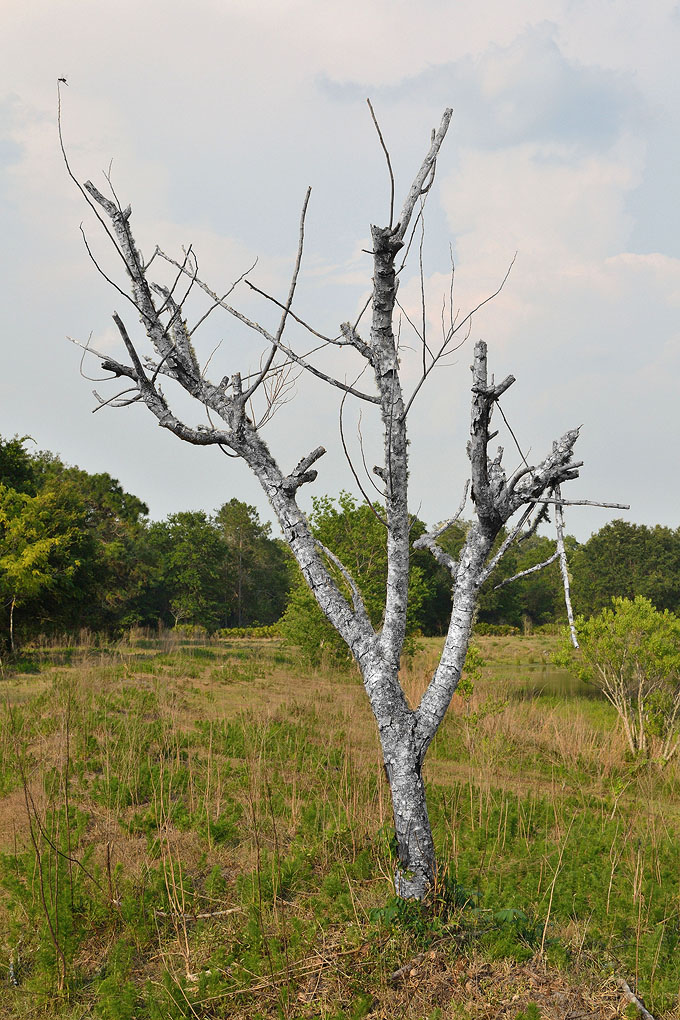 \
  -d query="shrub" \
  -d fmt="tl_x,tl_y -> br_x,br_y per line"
560,596 -> 680,762
474,623 -> 521,636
